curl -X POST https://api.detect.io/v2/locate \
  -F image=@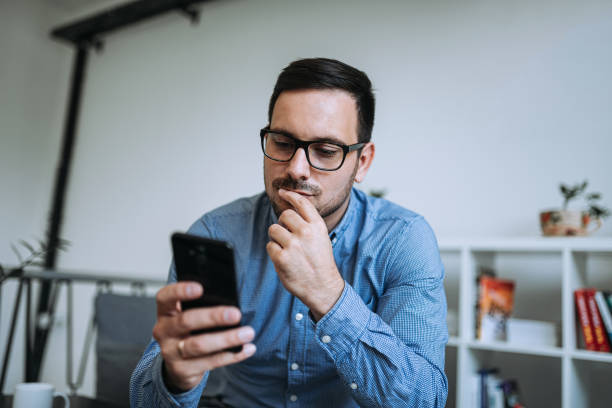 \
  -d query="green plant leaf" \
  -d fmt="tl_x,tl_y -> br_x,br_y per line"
590,205 -> 611,219
587,192 -> 601,201
10,243 -> 23,263
36,238 -> 48,251
58,238 -> 71,248
580,180 -> 588,192
19,239 -> 35,254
